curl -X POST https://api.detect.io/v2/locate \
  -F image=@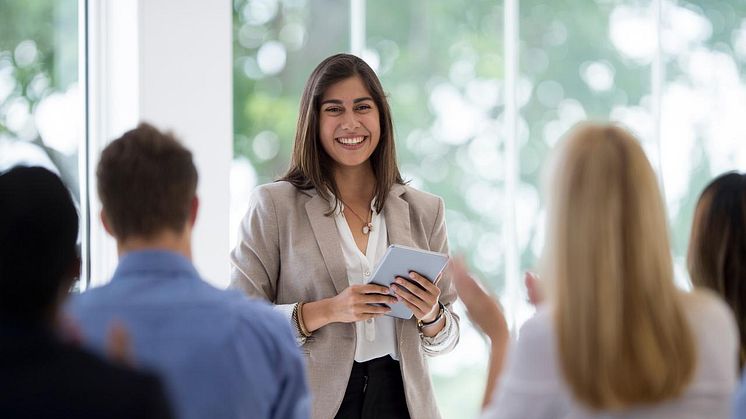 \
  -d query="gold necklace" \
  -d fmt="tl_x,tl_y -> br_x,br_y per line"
339,198 -> 373,235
